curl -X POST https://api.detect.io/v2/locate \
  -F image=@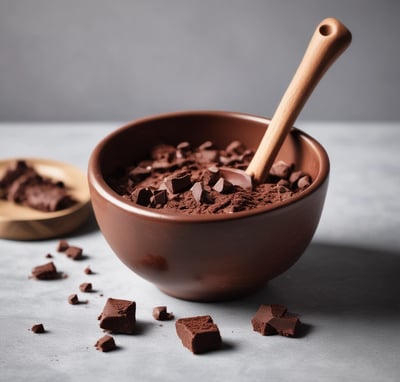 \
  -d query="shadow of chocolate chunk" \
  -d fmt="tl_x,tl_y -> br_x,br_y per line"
175,315 -> 222,354
31,261 -> 61,280
98,298 -> 136,334
95,335 -> 117,352
164,173 -> 192,194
